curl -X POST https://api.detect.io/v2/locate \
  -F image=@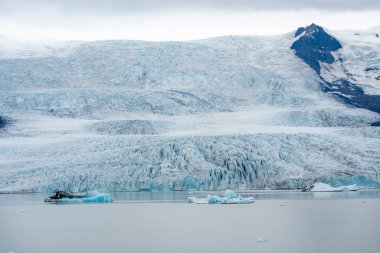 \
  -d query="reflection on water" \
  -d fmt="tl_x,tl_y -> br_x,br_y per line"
0,190 -> 379,206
